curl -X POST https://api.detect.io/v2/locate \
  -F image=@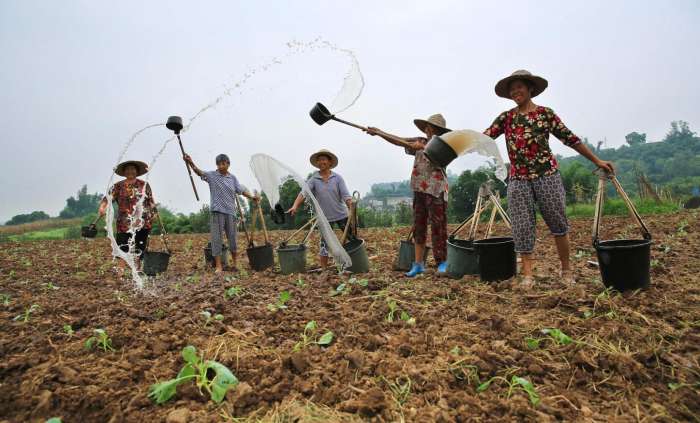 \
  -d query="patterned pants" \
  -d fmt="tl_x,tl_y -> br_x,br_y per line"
210,212 -> 238,257
507,172 -> 569,253
320,218 -> 349,257
413,192 -> 447,263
